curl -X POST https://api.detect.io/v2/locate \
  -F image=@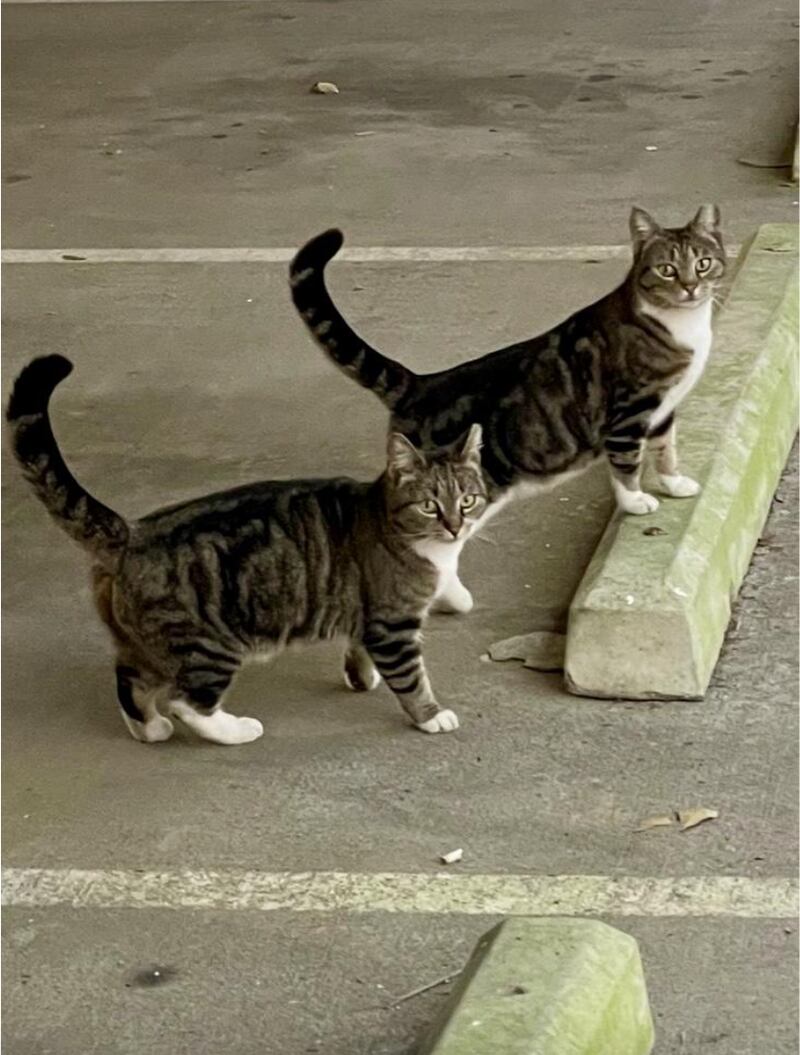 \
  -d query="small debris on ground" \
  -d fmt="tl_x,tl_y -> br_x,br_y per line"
354,131 -> 375,136
388,971 -> 460,1008
634,814 -> 675,833
61,254 -> 86,261
678,807 -> 719,831
126,965 -> 178,988
440,848 -> 463,865
643,526 -> 667,536
645,145 -> 658,151
311,81 -> 339,94
509,984 -> 529,995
